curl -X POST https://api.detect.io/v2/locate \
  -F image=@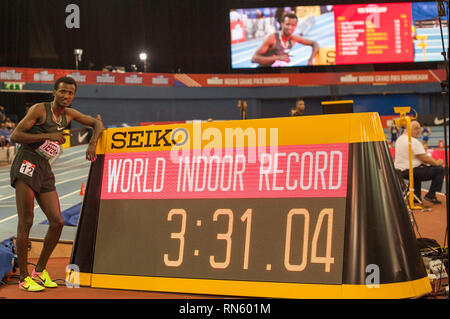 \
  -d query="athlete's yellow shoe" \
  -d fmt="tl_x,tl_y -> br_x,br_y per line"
19,276 -> 45,292
31,269 -> 58,288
